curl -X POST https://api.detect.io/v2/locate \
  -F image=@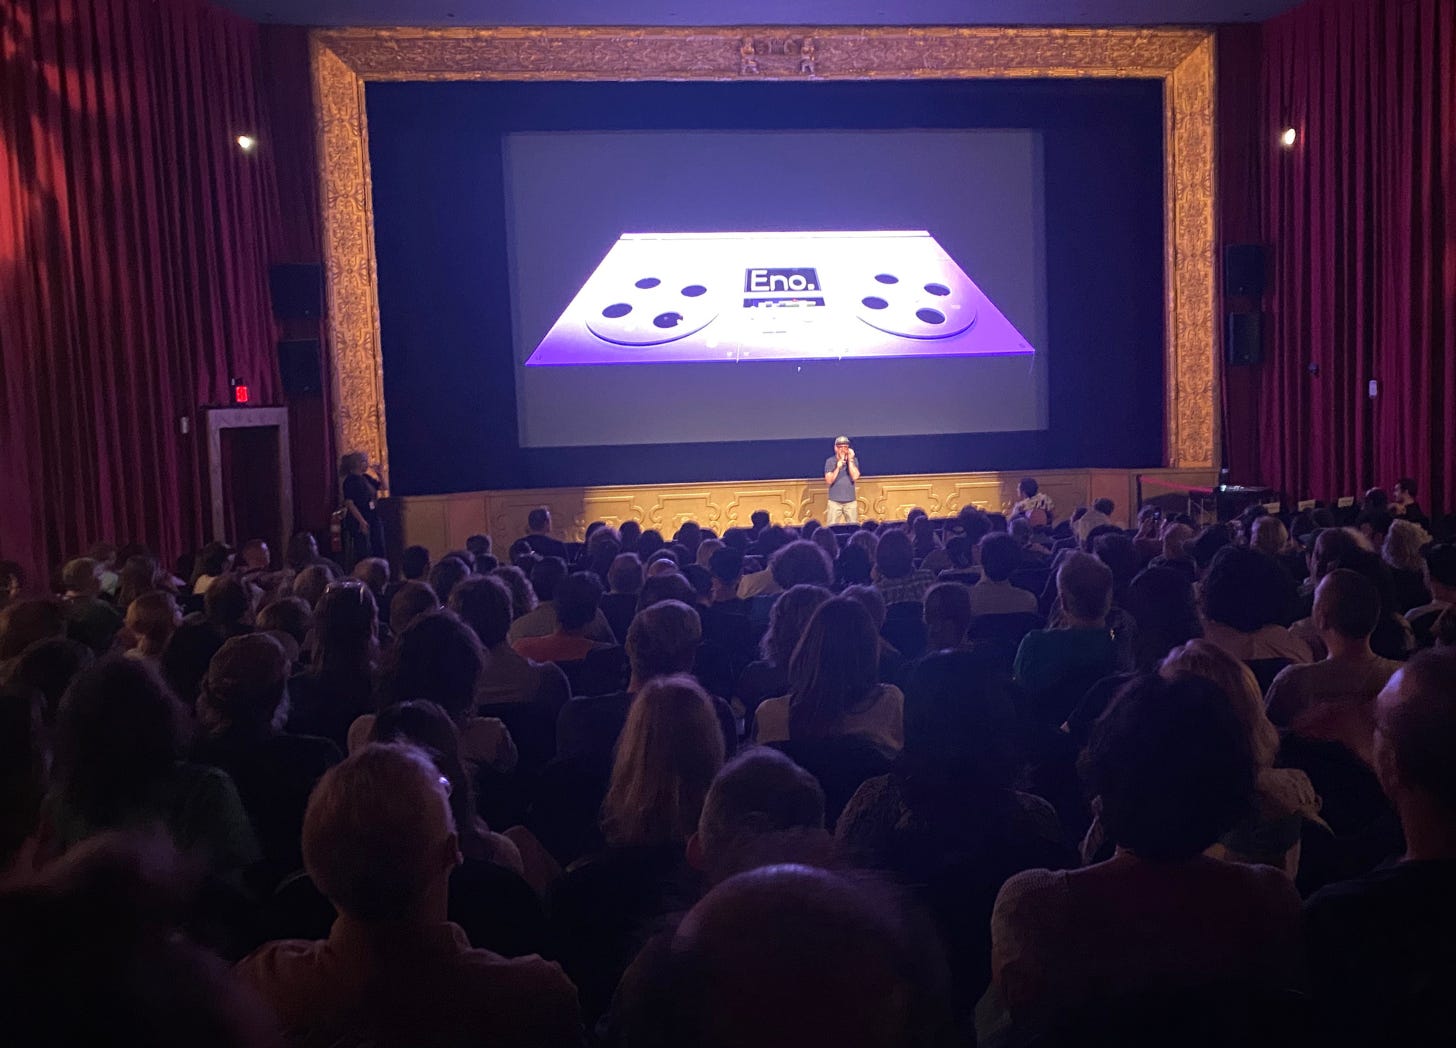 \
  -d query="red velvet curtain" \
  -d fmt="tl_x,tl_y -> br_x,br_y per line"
0,0 -> 300,585
1221,0 -> 1456,513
